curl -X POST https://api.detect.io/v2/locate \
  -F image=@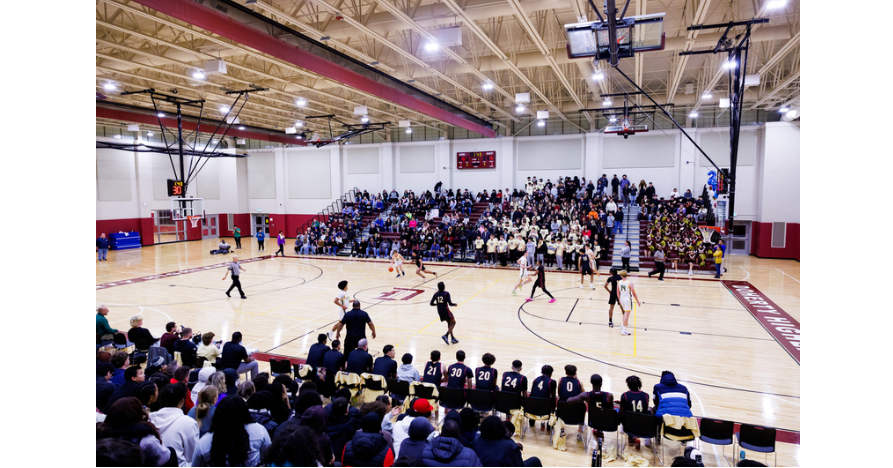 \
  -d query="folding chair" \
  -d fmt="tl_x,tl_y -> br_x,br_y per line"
660,423 -> 696,465
113,333 -> 134,353
521,397 -> 553,441
361,374 -> 388,402
620,411 -> 658,465
386,378 -> 410,403
494,391 -> 523,417
555,400 -> 587,445
737,423 -> 777,467
438,386 -> 467,411
586,407 -> 620,465
698,418 -> 735,466
294,363 -> 316,384
466,389 -> 494,414
269,359 -> 293,378
173,352 -> 184,367
410,382 -> 438,401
